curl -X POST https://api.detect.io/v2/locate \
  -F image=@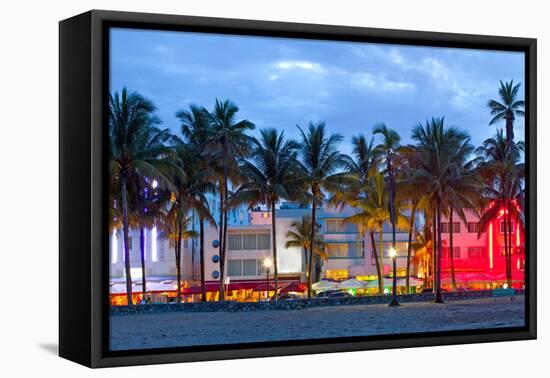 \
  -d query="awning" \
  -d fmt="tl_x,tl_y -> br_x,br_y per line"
337,278 -> 368,289
280,282 -> 307,293
312,280 -> 338,291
